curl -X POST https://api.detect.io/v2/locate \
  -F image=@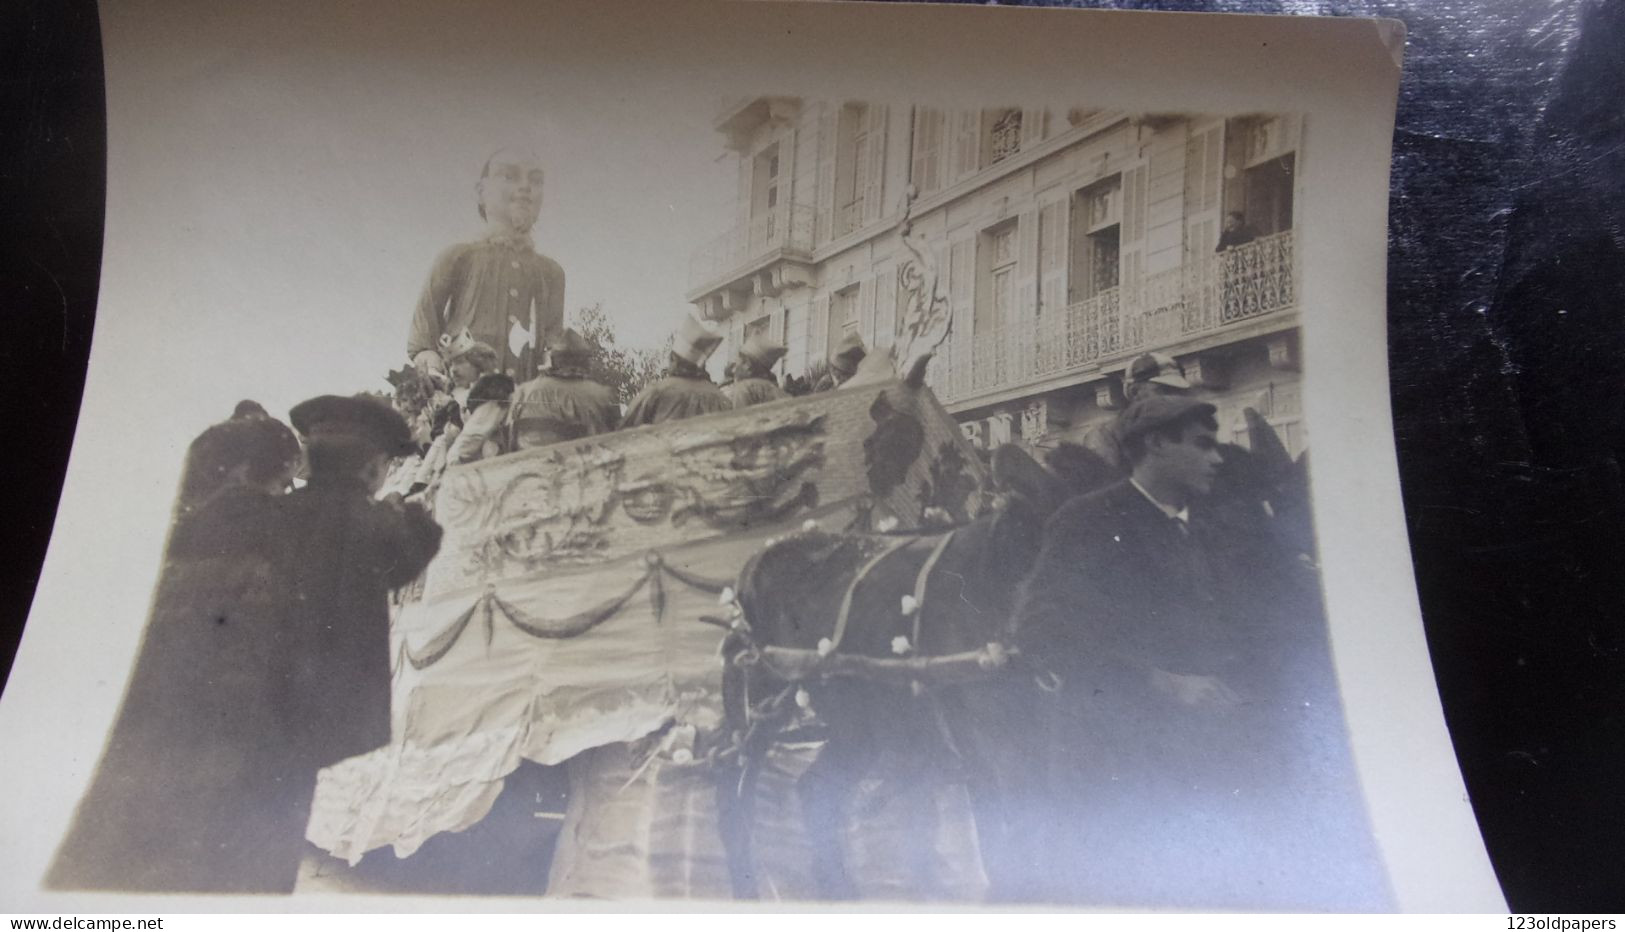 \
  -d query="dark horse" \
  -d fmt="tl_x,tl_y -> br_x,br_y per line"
714,411 -> 1312,903
716,443 -> 1074,901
